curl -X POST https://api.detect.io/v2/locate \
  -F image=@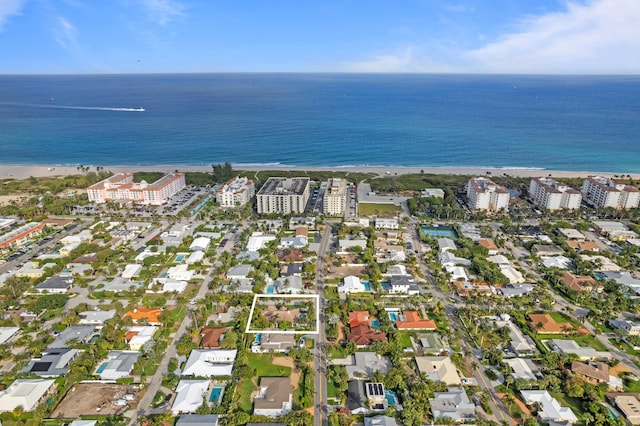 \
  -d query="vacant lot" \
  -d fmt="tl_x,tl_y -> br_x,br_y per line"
51,383 -> 141,418
358,202 -> 402,216
326,265 -> 367,279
